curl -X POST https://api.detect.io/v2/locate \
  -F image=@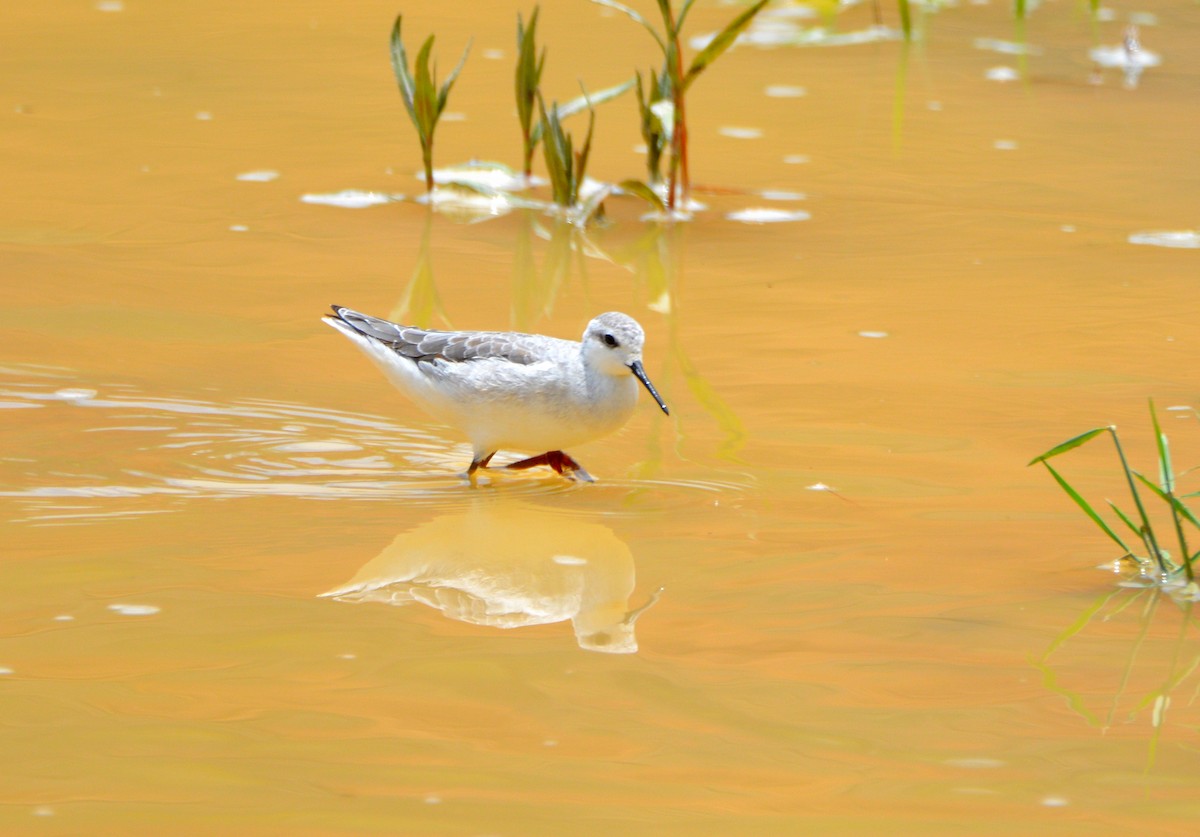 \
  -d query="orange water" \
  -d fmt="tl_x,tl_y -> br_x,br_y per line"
3,0 -> 1200,833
